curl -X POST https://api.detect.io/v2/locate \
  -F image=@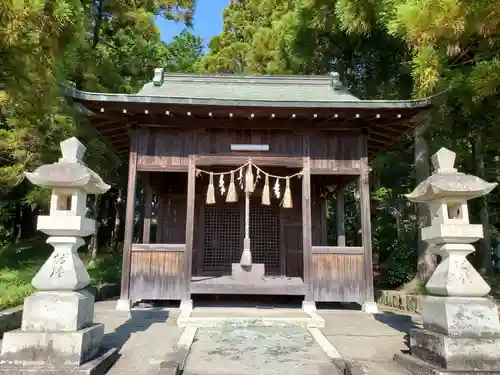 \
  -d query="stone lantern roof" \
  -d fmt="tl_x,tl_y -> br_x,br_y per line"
406,147 -> 496,202
24,137 -> 110,194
